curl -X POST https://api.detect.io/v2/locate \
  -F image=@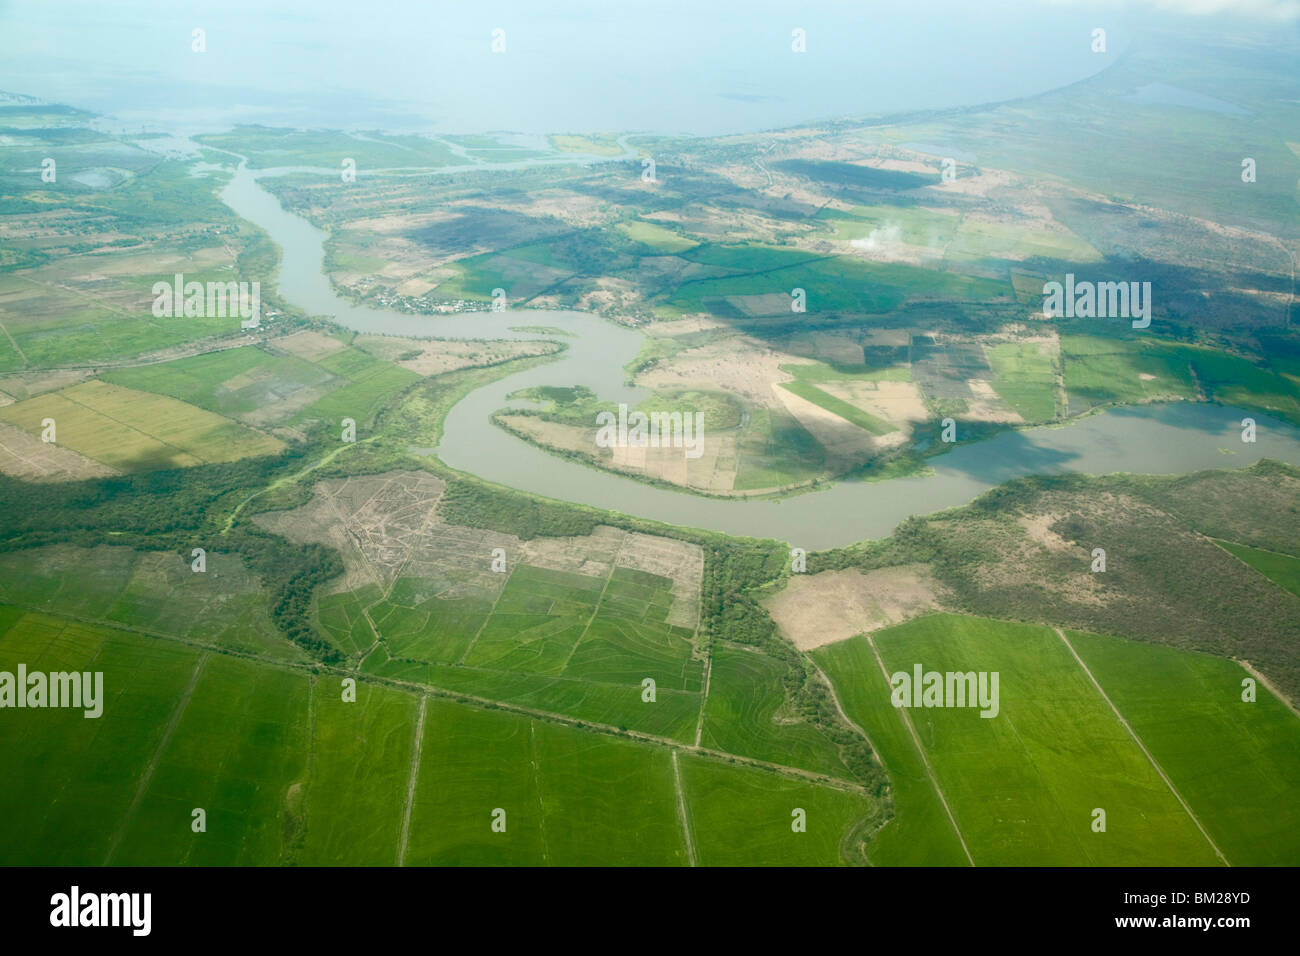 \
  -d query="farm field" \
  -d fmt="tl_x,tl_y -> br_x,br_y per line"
0,270 -> 248,369
1067,629 -> 1300,866
361,655 -> 703,741
0,379 -> 283,471
818,614 -> 1229,866
677,754 -> 873,866
101,344 -> 338,426
986,341 -> 1058,422
813,636 -> 971,866
699,643 -> 852,779
1062,335 -> 1300,422
290,344 -> 421,428
1215,540 -> 1300,598
294,680 -> 419,865
777,378 -> 894,435
360,560 -> 705,738
0,543 -> 301,661
0,608 -> 875,865
0,610 -> 208,865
